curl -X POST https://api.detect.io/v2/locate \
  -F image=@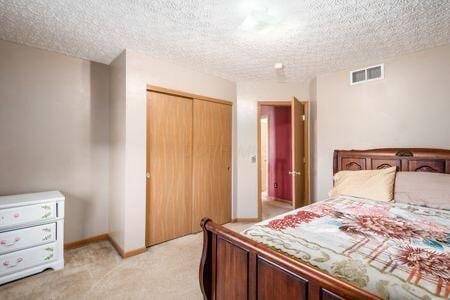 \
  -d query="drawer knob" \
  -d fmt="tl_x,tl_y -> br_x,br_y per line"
3,257 -> 23,268
13,213 -> 20,218
0,237 -> 21,247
